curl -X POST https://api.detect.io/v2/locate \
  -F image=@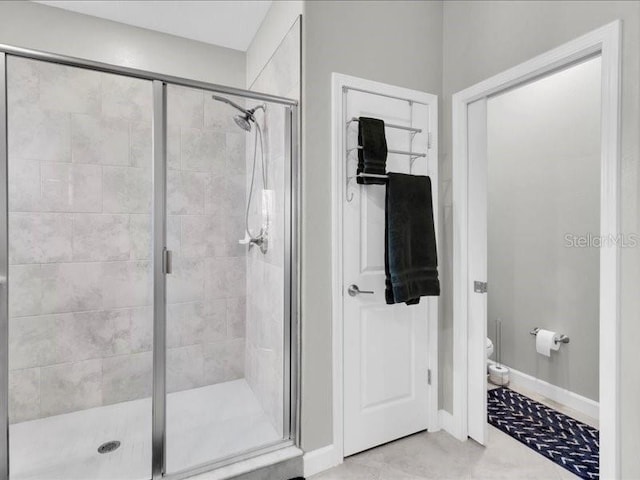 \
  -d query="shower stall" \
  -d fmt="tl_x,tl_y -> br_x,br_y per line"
0,45 -> 299,480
